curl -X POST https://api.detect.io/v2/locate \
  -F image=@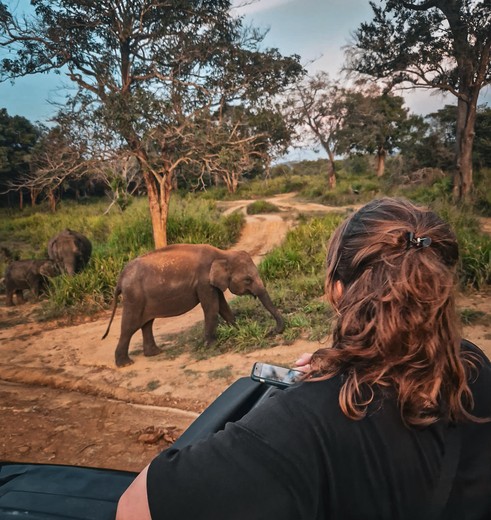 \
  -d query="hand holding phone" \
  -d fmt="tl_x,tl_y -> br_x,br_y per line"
294,352 -> 313,373
251,362 -> 304,388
